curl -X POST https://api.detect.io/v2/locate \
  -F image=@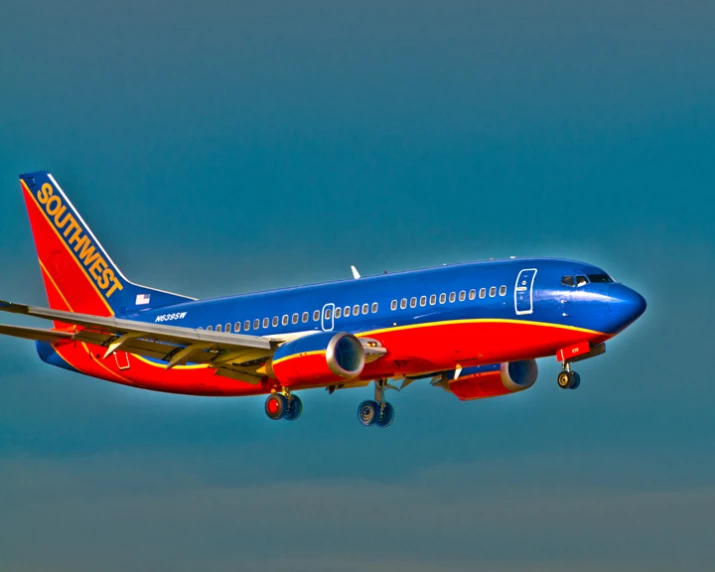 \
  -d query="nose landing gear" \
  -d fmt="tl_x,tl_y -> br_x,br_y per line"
557,363 -> 581,390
